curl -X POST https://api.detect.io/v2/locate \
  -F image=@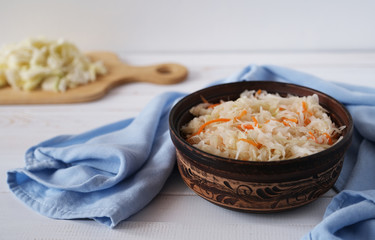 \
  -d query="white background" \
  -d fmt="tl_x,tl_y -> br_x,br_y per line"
1,0 -> 375,52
